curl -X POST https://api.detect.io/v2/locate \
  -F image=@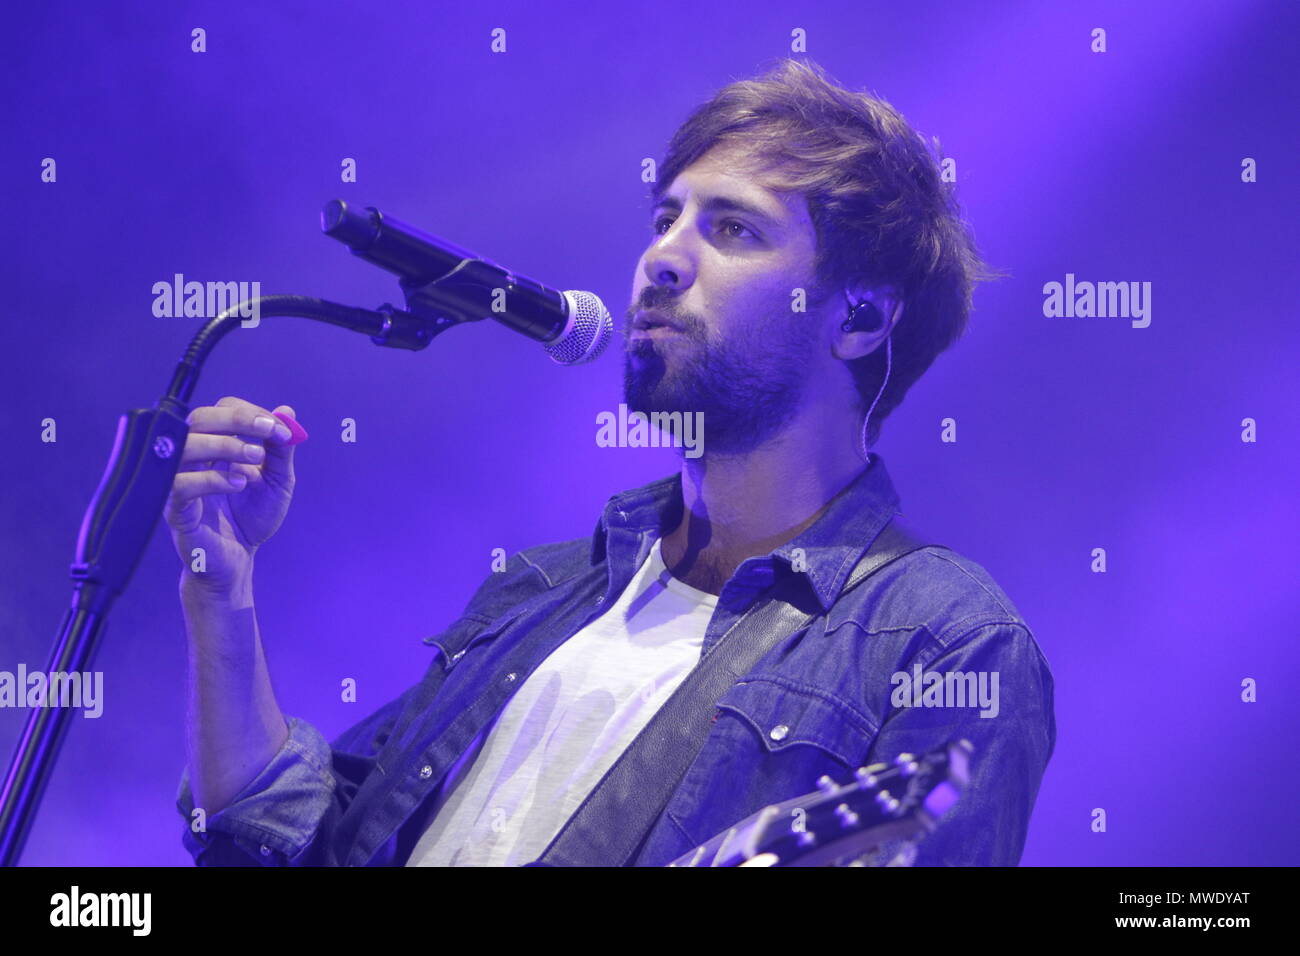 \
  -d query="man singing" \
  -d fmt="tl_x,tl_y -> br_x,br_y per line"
167,58 -> 1055,866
